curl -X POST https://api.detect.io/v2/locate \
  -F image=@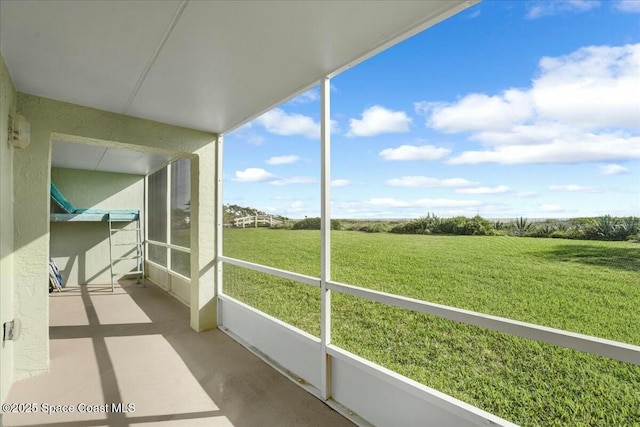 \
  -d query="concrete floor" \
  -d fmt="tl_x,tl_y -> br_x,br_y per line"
4,280 -> 354,427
